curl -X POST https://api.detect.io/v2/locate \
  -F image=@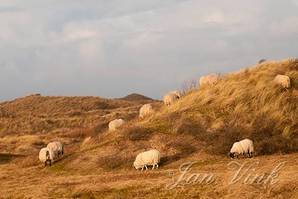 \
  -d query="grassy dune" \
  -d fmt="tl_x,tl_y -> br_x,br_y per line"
0,58 -> 297,198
